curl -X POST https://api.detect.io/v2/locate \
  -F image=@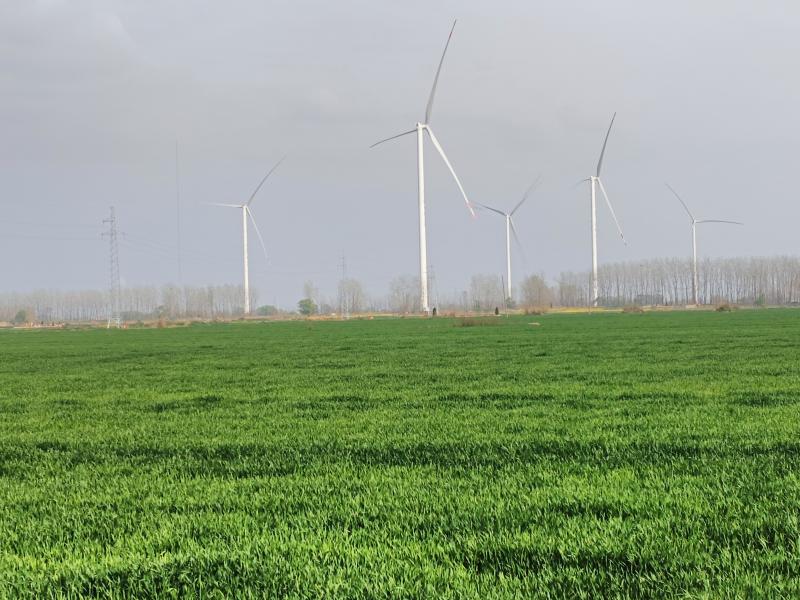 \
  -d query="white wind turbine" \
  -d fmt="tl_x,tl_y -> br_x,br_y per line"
371,19 -> 474,315
583,113 -> 626,307
473,178 -> 539,300
208,156 -> 285,314
666,183 -> 743,306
